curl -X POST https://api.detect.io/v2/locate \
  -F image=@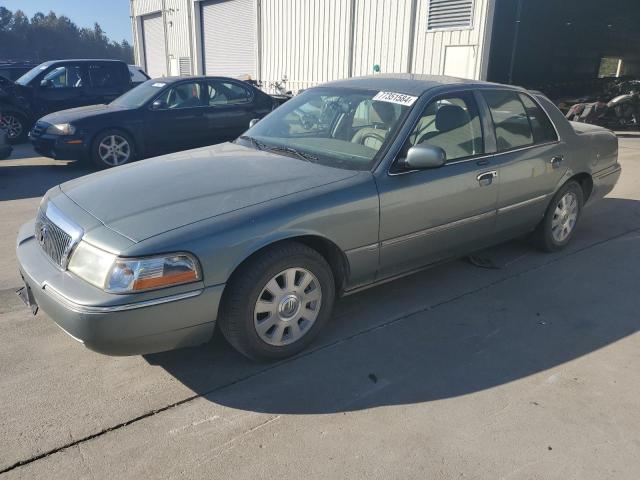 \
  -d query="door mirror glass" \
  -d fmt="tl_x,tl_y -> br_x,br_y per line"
404,144 -> 446,169
151,99 -> 166,110
249,118 -> 260,128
